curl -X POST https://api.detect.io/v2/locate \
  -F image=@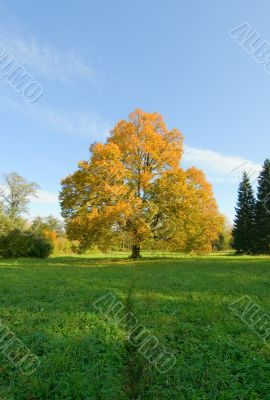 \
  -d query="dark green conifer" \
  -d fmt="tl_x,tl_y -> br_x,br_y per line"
232,172 -> 256,254
254,159 -> 270,254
